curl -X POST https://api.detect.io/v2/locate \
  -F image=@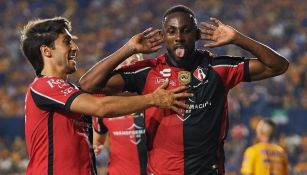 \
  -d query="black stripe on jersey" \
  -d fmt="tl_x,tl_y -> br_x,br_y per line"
82,115 -> 98,175
210,55 -> 246,66
96,118 -> 108,134
31,89 -> 64,111
121,67 -> 151,94
243,59 -> 251,82
65,91 -> 83,111
133,115 -> 147,175
183,68 -> 227,175
48,112 -> 54,175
